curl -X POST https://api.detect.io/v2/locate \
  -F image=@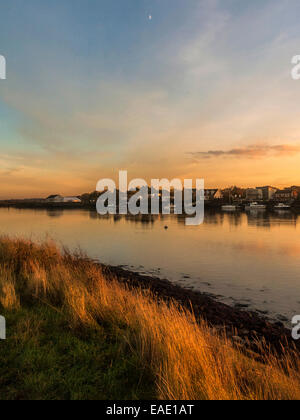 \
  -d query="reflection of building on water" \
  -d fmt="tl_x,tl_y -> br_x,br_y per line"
43,207 -> 300,231
225,212 -> 243,227
247,211 -> 272,229
46,209 -> 64,218
125,214 -> 157,225
246,210 -> 298,229
200,212 -> 225,226
88,210 -> 99,220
